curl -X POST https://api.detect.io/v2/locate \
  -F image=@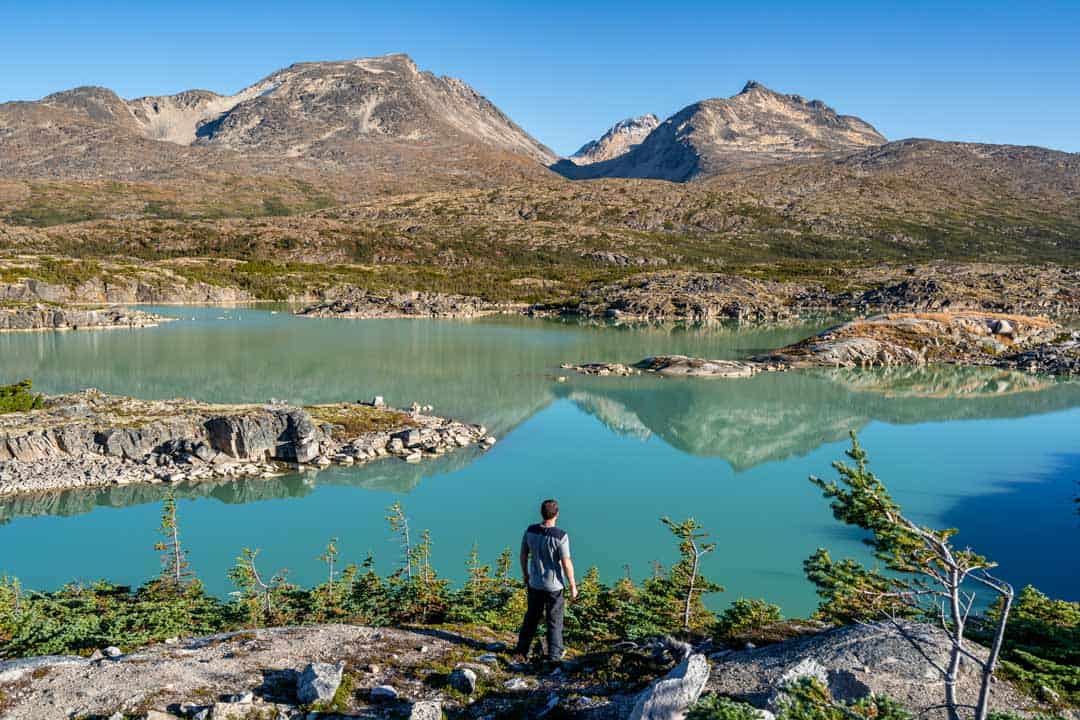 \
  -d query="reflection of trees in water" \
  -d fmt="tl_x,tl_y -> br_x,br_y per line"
556,366 -> 1080,471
